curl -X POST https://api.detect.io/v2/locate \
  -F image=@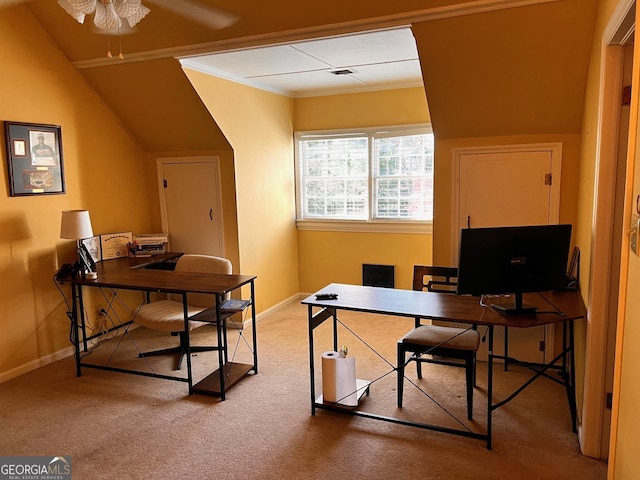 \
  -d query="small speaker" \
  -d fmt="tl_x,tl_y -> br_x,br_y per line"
362,264 -> 395,289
